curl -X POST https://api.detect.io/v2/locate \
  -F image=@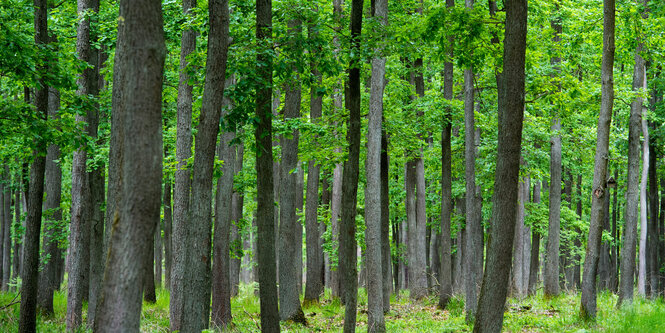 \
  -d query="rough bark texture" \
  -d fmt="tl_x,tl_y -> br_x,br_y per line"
180,0 -> 230,330
618,30 -> 644,307
94,0 -> 165,331
211,107 -> 235,329
580,0 -> 614,319
512,177 -> 529,298
67,1 -> 98,327
170,0 -> 196,329
12,175 -> 22,291
304,43 -> 324,303
154,217 -> 162,288
381,127 -> 392,313
230,143 -> 244,297
163,178 -> 173,289
647,126 -> 659,296
473,0 -> 527,330
638,98 -> 649,296
37,88 -> 62,314
18,0 -> 48,330
278,19 -> 306,324
255,0 -> 281,330
545,116 -> 562,297
528,181 -> 542,295
143,233 -> 156,303
365,0 -> 387,329
340,0 -> 363,331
